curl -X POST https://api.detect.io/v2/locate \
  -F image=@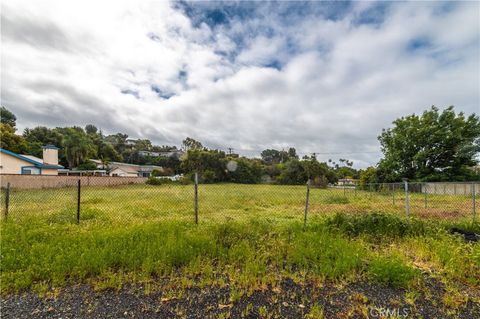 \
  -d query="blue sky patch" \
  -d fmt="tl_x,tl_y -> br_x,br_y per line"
353,2 -> 390,26
407,37 -> 432,52
178,70 -> 188,81
264,60 -> 282,71
121,89 -> 140,99
175,1 -> 257,29
150,85 -> 175,99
